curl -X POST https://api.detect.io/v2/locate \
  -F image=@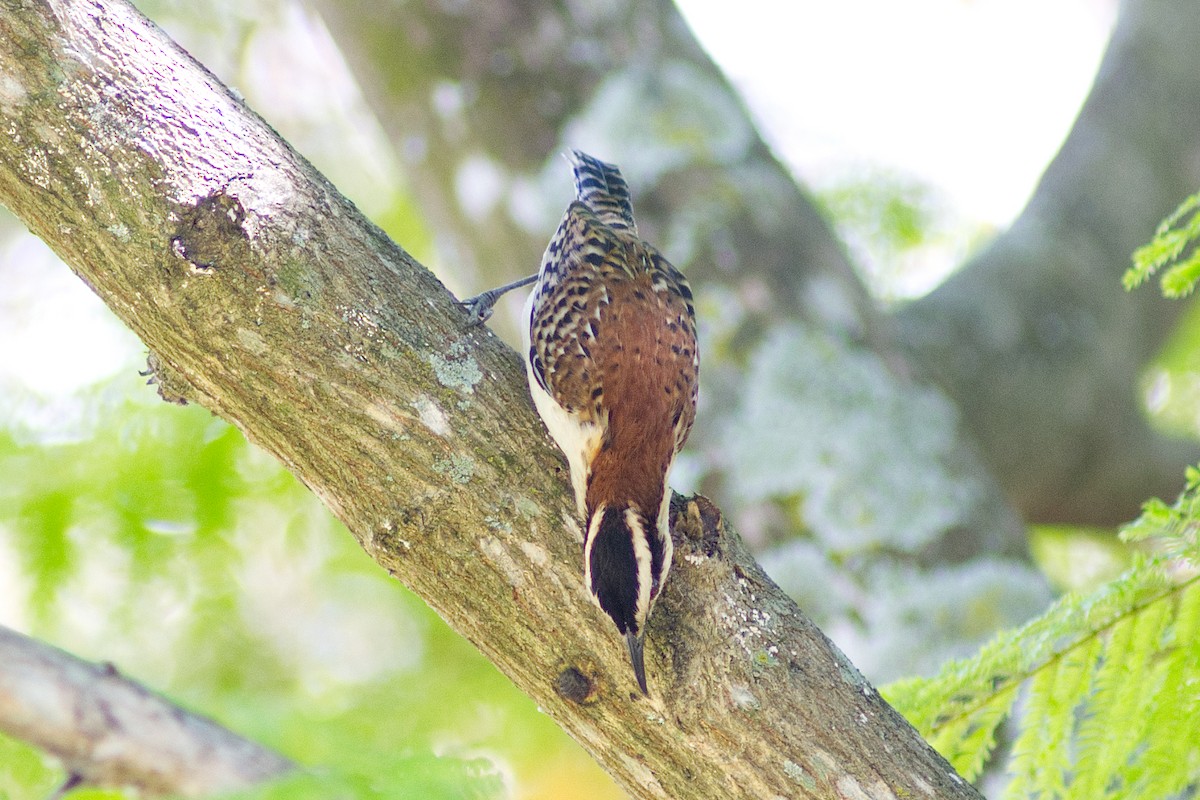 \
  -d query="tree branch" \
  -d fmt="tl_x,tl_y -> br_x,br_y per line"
0,1 -> 979,797
0,625 -> 294,796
